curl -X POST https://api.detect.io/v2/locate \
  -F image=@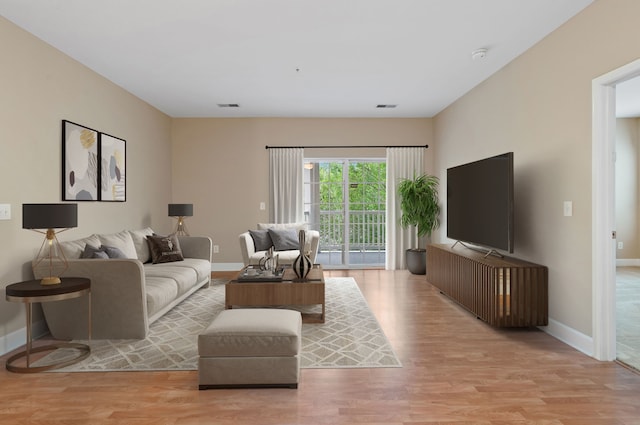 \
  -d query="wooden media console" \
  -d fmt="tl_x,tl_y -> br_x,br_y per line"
426,244 -> 548,327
